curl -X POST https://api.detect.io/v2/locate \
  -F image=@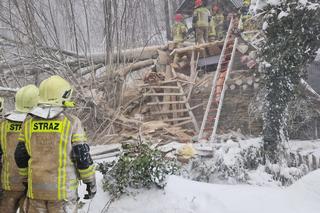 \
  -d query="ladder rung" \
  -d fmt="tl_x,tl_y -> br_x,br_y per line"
207,116 -> 216,120
164,117 -> 192,122
147,101 -> 186,106
209,109 -> 217,113
173,119 -> 193,127
141,85 -> 180,89
144,93 -> 184,97
151,109 -> 189,115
